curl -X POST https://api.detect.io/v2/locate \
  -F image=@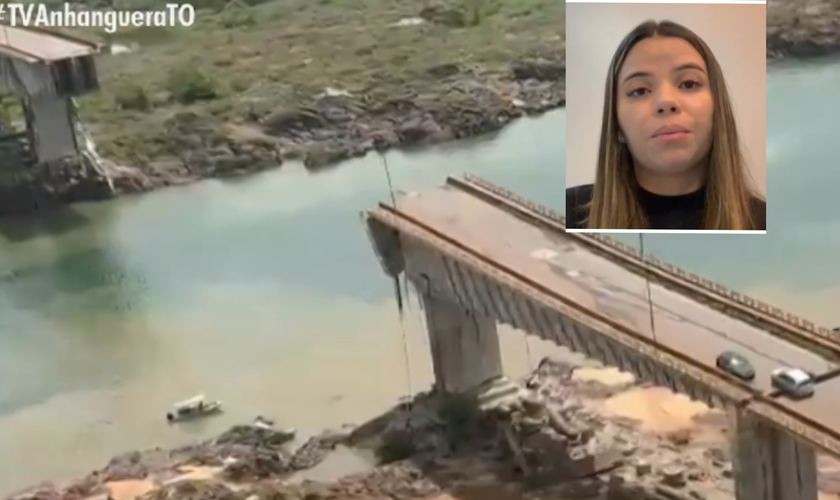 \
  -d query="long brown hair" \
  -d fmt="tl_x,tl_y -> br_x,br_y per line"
586,20 -> 762,230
